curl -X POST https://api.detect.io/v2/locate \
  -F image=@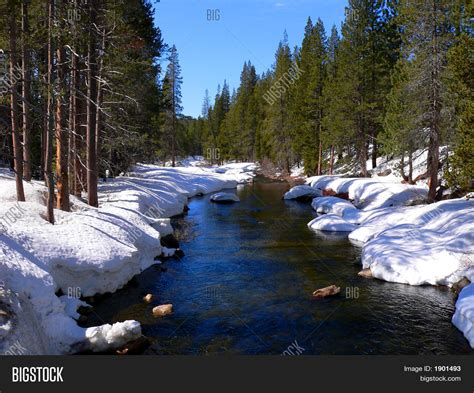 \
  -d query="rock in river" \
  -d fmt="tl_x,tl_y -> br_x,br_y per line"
312,285 -> 341,299
152,304 -> 173,317
143,294 -> 153,303
210,192 -> 240,203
